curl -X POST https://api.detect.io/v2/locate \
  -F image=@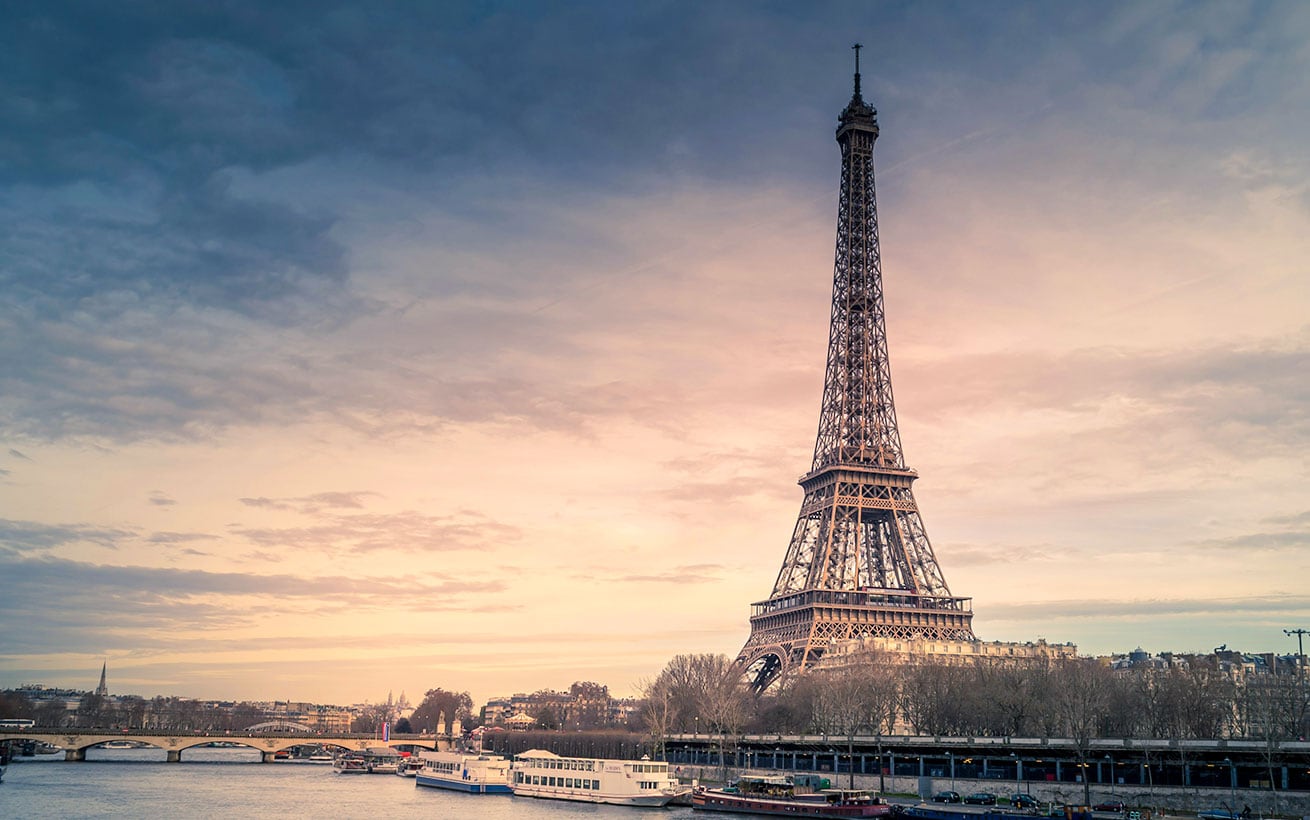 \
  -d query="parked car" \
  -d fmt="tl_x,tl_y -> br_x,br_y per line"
933,791 -> 962,804
1011,794 -> 1040,809
1094,801 -> 1126,813
965,792 -> 998,806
